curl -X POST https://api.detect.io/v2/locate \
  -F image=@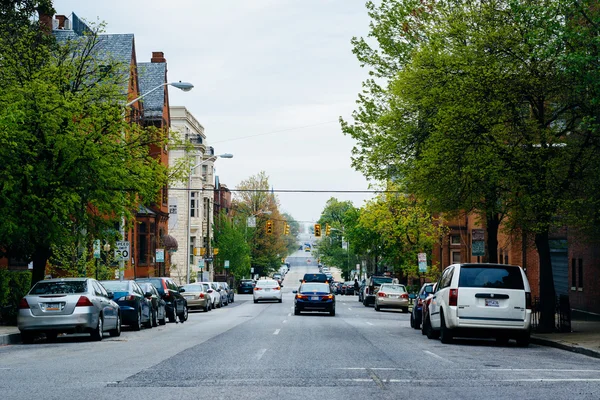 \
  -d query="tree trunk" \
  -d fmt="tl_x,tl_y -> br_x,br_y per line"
486,213 -> 500,263
31,246 -> 51,288
535,230 -> 556,333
